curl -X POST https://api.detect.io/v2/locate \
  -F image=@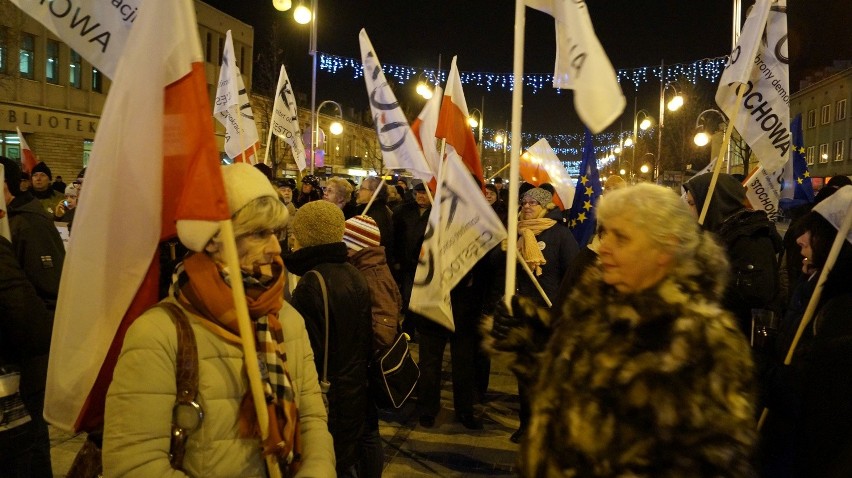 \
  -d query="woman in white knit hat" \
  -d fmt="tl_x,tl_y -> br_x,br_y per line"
103,163 -> 334,477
